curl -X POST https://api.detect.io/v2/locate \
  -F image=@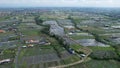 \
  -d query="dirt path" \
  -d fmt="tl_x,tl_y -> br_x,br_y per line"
49,51 -> 91,68
15,46 -> 21,68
